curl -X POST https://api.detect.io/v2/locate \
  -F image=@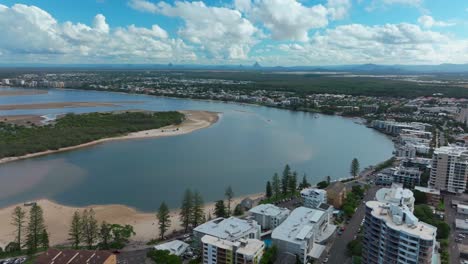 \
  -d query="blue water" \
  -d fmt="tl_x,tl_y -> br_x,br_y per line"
0,88 -> 394,211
